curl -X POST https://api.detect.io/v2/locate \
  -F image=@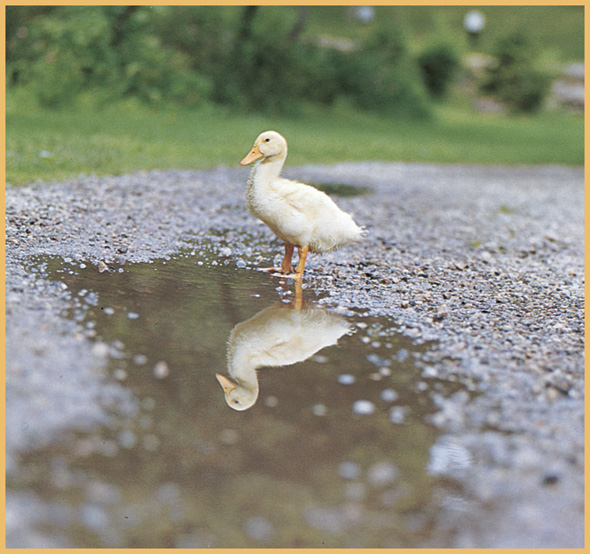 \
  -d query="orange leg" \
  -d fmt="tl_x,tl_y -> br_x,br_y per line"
281,244 -> 295,274
259,243 -> 295,275
280,245 -> 309,281
295,245 -> 309,278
